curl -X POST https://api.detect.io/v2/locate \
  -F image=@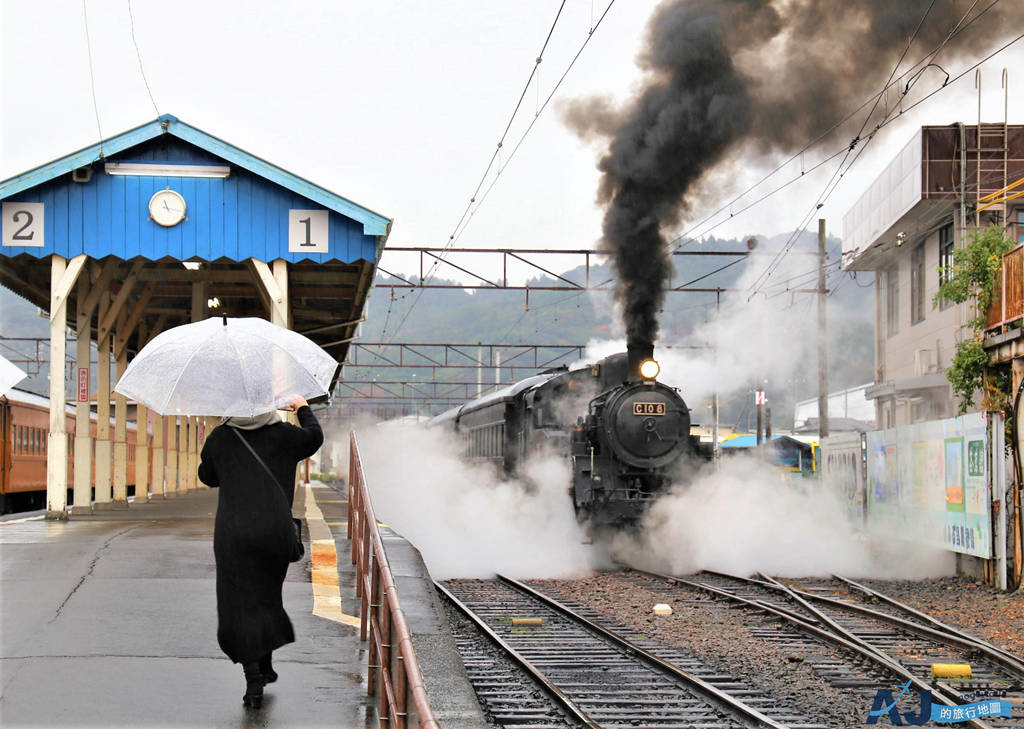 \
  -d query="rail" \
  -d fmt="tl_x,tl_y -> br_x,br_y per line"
986,243 -> 1023,331
347,431 -> 439,729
